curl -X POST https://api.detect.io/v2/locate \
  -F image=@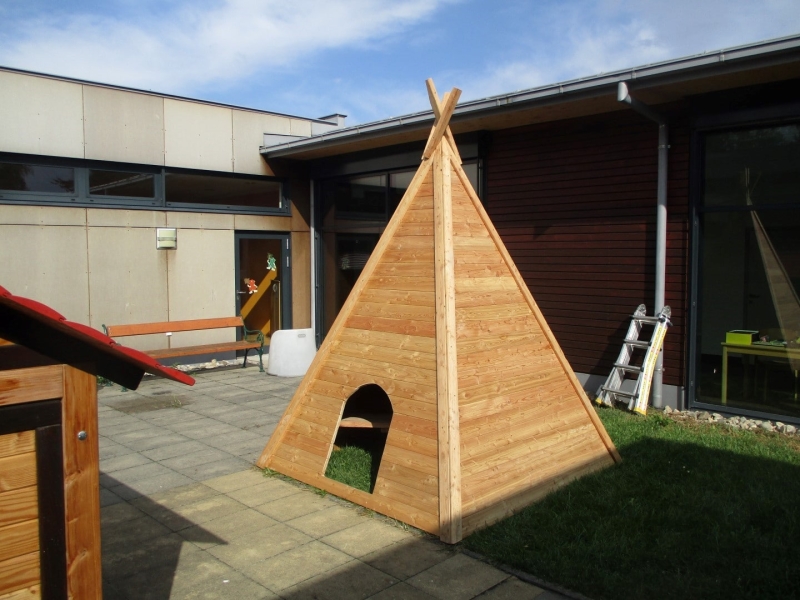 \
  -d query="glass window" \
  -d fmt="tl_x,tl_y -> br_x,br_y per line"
703,125 -> 800,207
695,123 -> 800,419
89,170 -> 154,198
389,170 -> 414,212
0,162 -> 75,194
165,173 -> 281,209
325,175 -> 387,220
